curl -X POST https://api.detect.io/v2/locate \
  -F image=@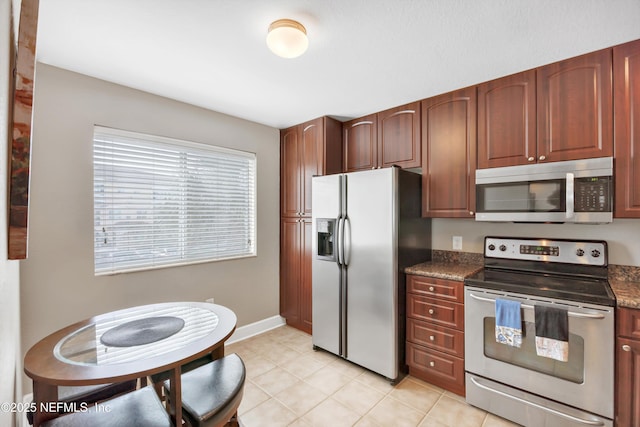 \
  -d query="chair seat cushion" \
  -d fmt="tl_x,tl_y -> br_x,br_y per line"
27,380 -> 137,425
41,386 -> 172,427
164,353 -> 245,427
